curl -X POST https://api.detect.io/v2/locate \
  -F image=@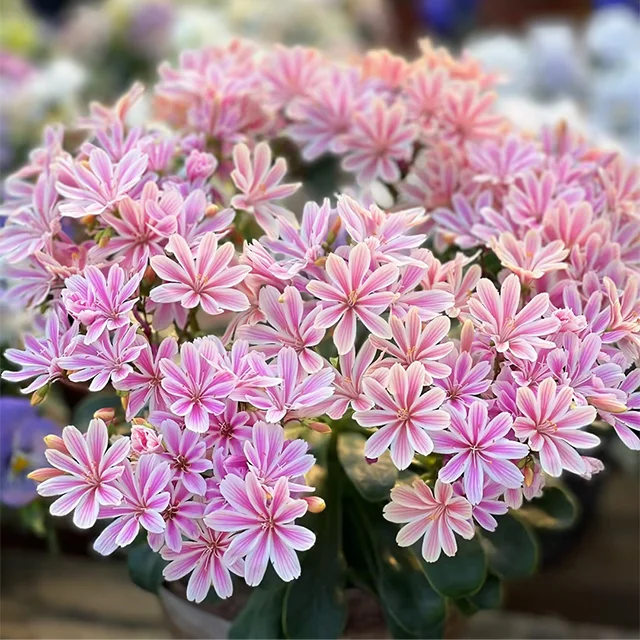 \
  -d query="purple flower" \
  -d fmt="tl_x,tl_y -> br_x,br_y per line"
433,350 -> 492,411
93,455 -> 171,555
159,419 -> 213,496
307,243 -> 398,355
238,285 -> 326,373
118,336 -> 178,420
206,472 -> 315,585
150,232 -> 250,315
431,401 -> 528,504
243,346 -> 334,423
57,148 -> 148,218
3,312 -> 78,394
62,264 -> 141,344
159,342 -> 236,433
205,400 -> 252,456
60,325 -> 146,392
34,419 -> 130,529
